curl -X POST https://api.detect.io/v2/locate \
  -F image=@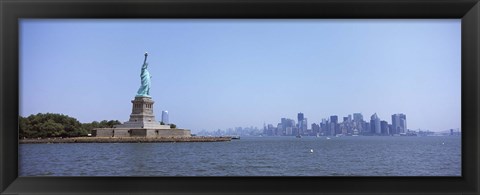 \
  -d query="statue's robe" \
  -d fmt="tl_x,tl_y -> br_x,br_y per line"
136,63 -> 151,97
